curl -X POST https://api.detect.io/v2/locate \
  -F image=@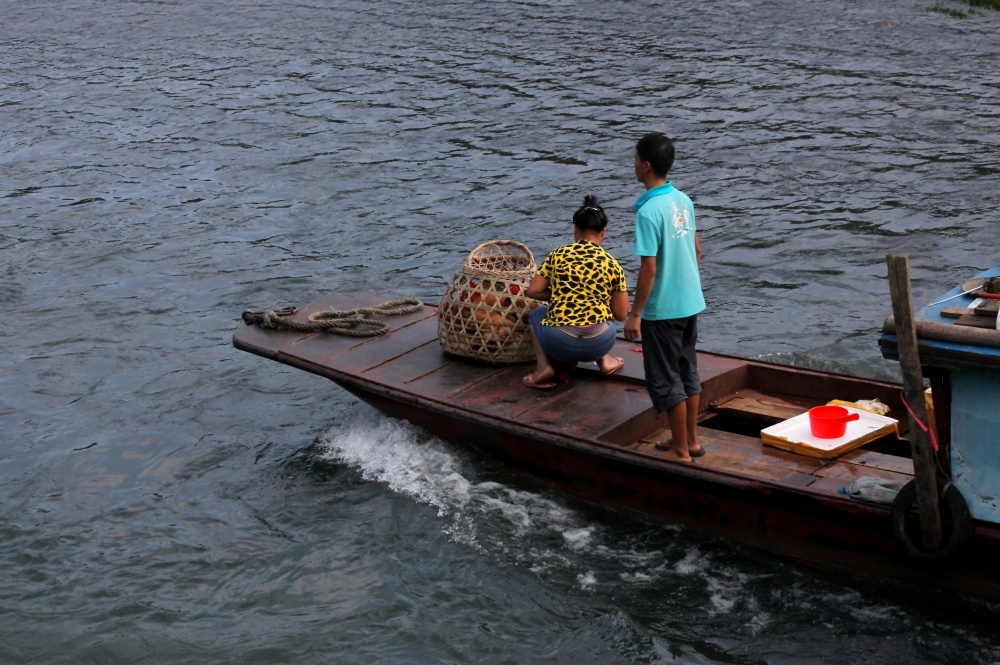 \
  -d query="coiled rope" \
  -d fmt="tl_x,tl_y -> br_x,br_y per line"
241,298 -> 424,337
